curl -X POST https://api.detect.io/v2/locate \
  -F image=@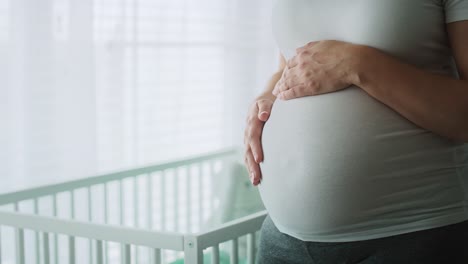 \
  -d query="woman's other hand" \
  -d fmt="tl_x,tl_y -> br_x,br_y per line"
272,40 -> 362,100
244,96 -> 275,186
